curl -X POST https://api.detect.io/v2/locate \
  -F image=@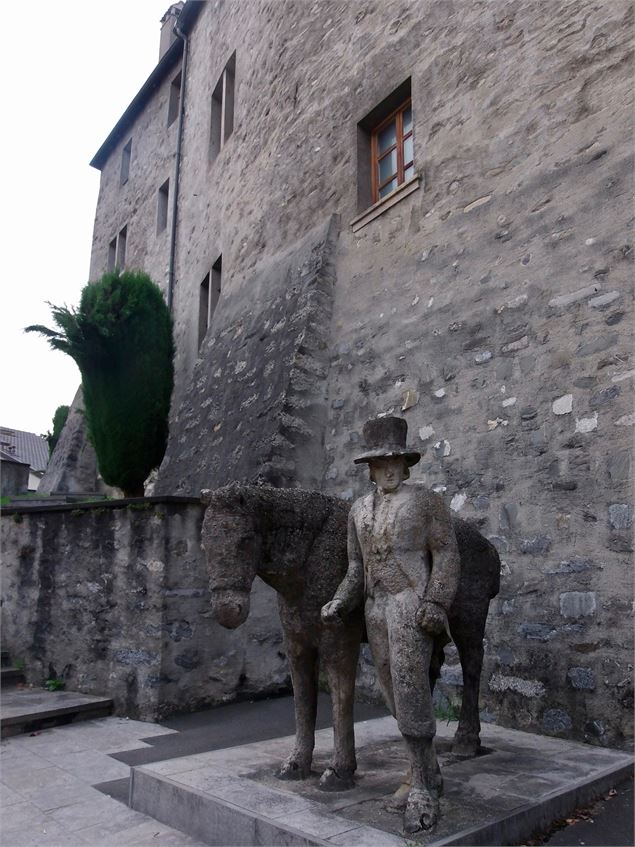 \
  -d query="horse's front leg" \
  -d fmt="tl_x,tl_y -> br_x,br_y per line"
277,640 -> 318,781
318,625 -> 360,791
